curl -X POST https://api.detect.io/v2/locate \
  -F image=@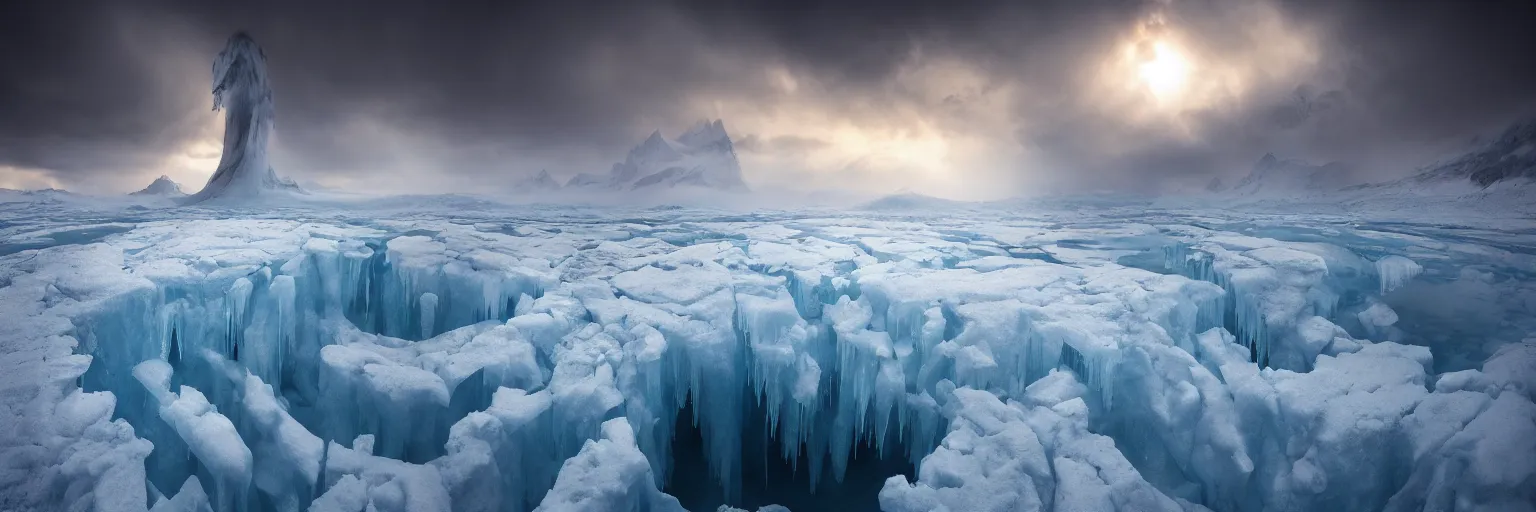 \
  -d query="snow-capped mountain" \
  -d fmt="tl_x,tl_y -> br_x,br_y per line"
188,33 -> 304,203
130,175 -> 187,196
1365,120 -> 1536,189
1186,119 -> 1536,218
1322,118 -> 1534,215
566,120 -> 749,192
1228,153 -> 1354,196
